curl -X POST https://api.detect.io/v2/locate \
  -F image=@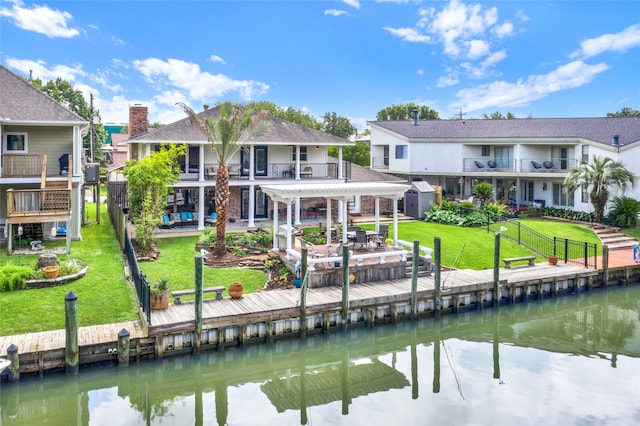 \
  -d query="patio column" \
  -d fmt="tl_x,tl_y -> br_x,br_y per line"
374,197 -> 380,232
198,145 -> 205,182
294,196 -> 301,225
338,148 -> 343,180
198,188 -> 205,230
249,146 -> 255,181
295,146 -> 301,180
248,183 -> 256,228
286,199 -> 294,259
337,200 -> 344,222
341,197 -> 349,244
272,201 -> 280,251
326,198 -> 332,246
392,199 -> 399,248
